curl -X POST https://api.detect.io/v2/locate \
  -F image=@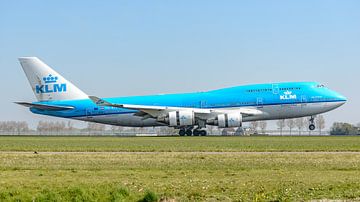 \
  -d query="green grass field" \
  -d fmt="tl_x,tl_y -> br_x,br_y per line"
0,136 -> 360,201
1,136 -> 360,152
